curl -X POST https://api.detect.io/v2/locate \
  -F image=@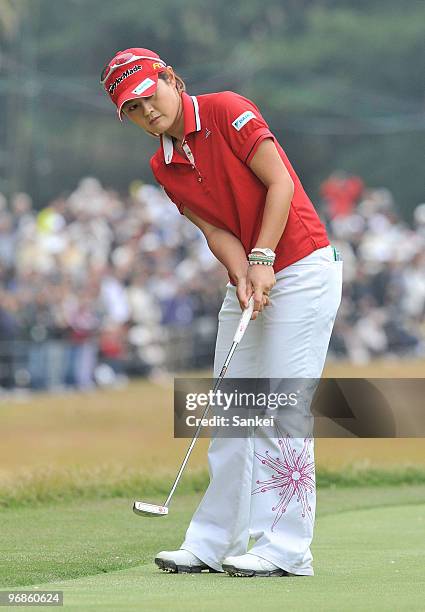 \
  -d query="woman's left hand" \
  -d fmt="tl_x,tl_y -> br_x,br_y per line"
246,265 -> 276,320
